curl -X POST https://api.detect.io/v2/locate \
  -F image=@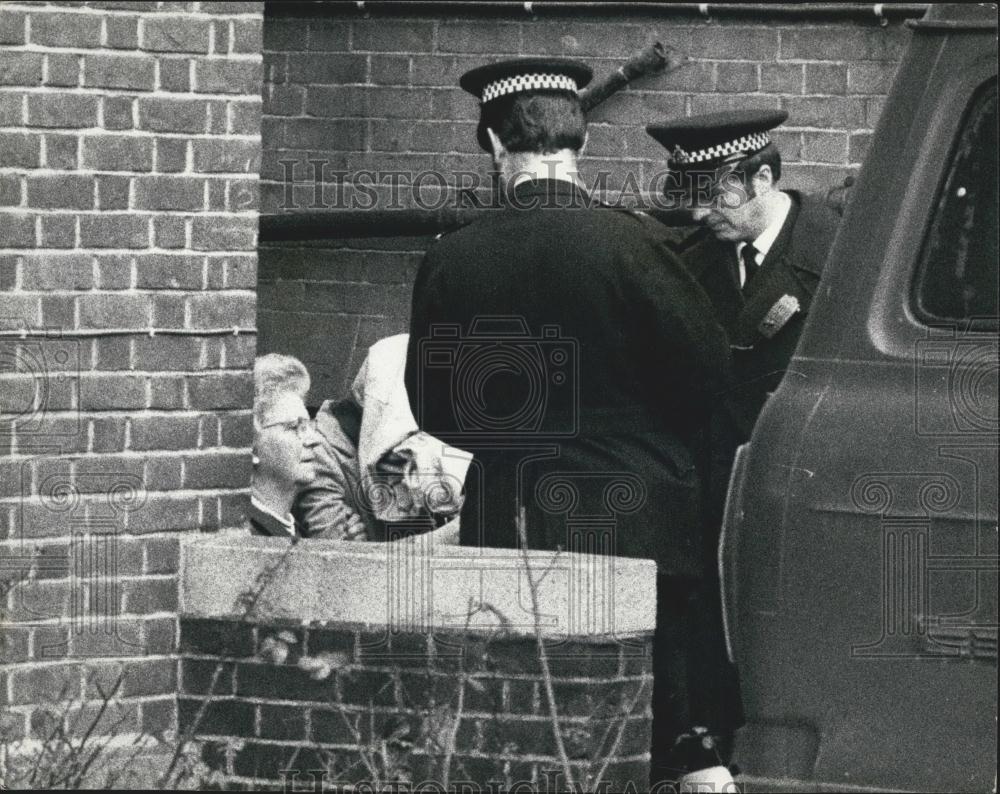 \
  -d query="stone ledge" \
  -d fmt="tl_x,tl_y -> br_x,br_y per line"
181,530 -> 656,640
